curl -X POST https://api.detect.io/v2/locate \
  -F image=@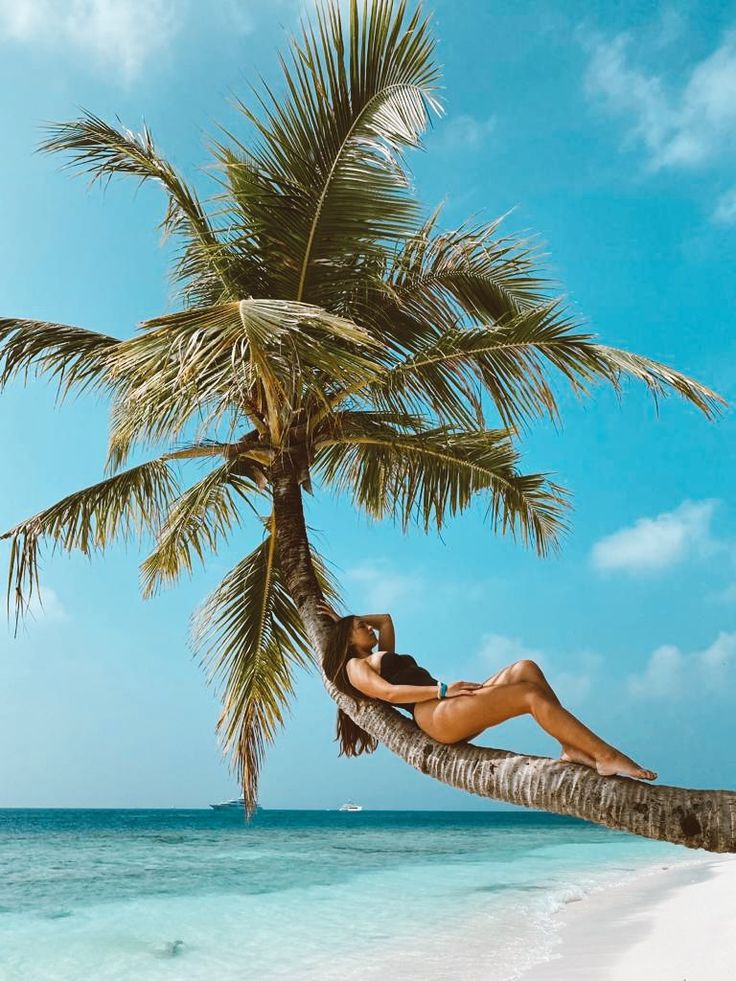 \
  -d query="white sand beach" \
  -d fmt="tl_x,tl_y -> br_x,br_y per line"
524,853 -> 736,980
